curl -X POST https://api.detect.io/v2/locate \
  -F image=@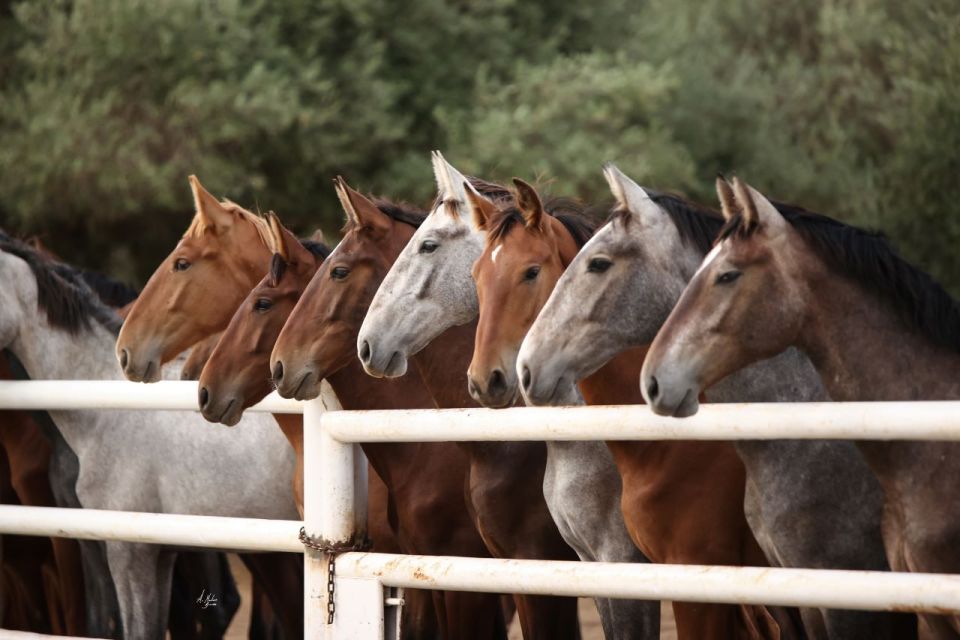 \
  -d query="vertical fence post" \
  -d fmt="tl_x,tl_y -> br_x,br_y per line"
304,381 -> 381,639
